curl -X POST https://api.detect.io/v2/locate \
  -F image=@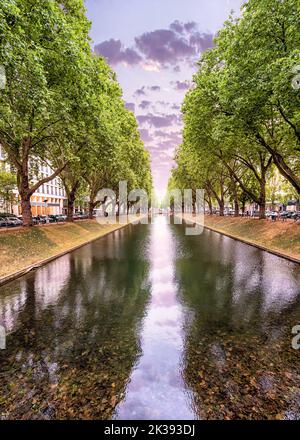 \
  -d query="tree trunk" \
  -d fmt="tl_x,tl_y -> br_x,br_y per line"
242,200 -> 246,215
205,196 -> 213,215
19,163 -> 33,227
219,199 -> 225,216
67,193 -> 76,222
88,201 -> 95,219
219,179 -> 225,216
273,153 -> 300,195
258,179 -> 266,220
257,135 -> 300,195
21,196 -> 32,227
234,199 -> 239,217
